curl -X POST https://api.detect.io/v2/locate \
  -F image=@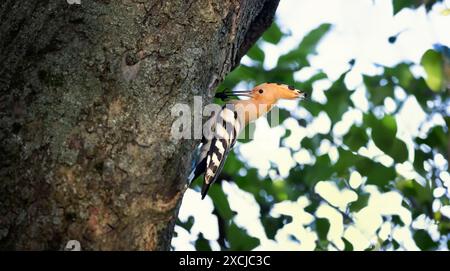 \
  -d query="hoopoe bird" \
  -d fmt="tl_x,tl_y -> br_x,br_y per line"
189,83 -> 307,199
